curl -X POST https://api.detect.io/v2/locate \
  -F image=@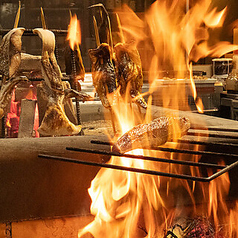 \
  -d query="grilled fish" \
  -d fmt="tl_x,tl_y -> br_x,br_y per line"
88,43 -> 118,108
0,28 -> 27,118
114,42 -> 147,109
34,28 -> 83,136
0,28 -> 25,79
112,116 -> 190,153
